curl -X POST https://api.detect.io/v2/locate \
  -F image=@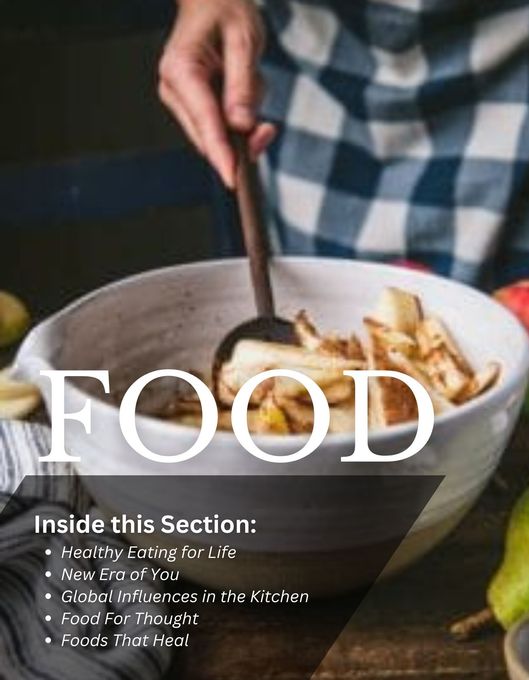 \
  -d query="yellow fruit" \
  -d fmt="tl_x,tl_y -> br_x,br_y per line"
487,488 -> 529,629
0,370 -> 41,419
0,291 -> 30,348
